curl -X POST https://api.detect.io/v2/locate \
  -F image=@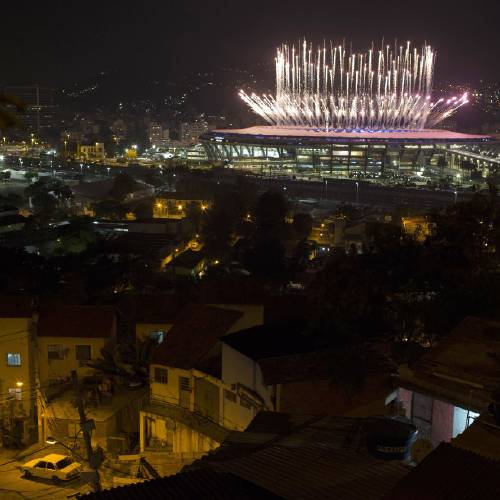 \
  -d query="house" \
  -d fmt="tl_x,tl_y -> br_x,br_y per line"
0,296 -> 37,446
222,324 -> 396,417
387,410 -> 500,500
36,304 -> 117,387
153,194 -> 211,220
170,249 -> 207,278
140,303 -> 267,469
40,382 -> 148,453
395,316 -> 499,446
